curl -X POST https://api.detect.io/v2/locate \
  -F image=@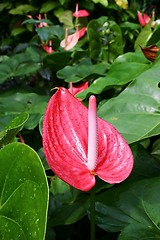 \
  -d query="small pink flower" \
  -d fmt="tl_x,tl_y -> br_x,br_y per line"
73,3 -> 89,18
137,11 -> 151,27
42,40 -> 54,54
78,27 -> 87,38
37,14 -> 48,28
60,27 -> 87,50
68,82 -> 89,96
27,14 -> 48,28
